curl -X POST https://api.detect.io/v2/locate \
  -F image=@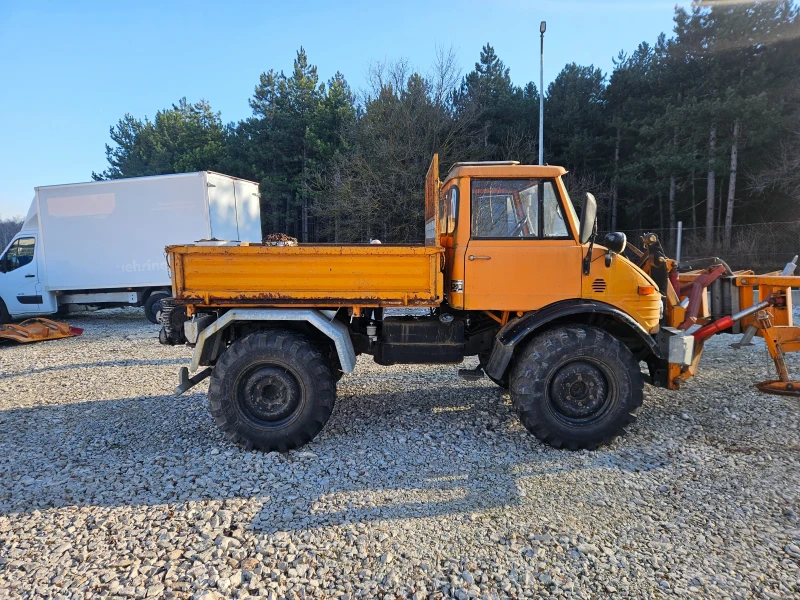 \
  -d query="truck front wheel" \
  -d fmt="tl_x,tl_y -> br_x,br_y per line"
207,329 -> 337,452
509,325 -> 643,450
